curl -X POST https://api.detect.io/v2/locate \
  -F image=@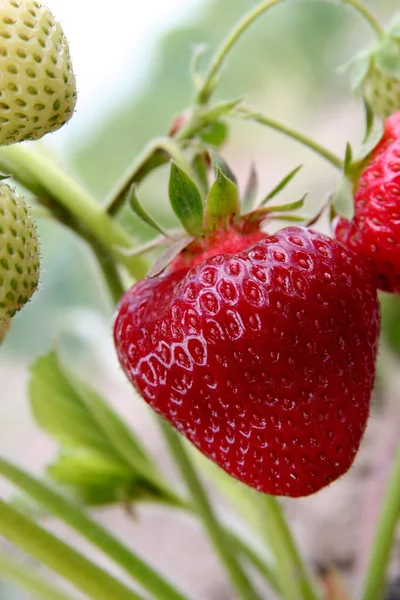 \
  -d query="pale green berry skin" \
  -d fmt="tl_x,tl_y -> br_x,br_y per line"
363,63 -> 400,119
0,184 -> 40,335
0,316 -> 10,342
0,0 -> 76,145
